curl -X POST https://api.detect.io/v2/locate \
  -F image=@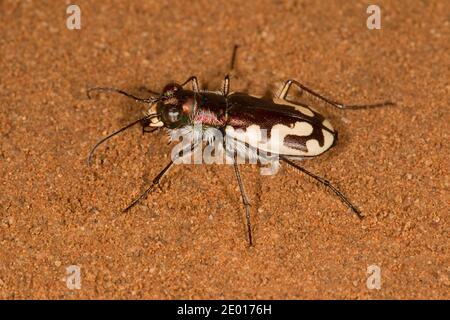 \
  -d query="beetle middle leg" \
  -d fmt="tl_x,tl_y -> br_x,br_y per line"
142,127 -> 158,135
232,155 -> 254,246
222,75 -> 231,96
222,44 -> 239,97
278,79 -> 394,110
180,76 -> 200,92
